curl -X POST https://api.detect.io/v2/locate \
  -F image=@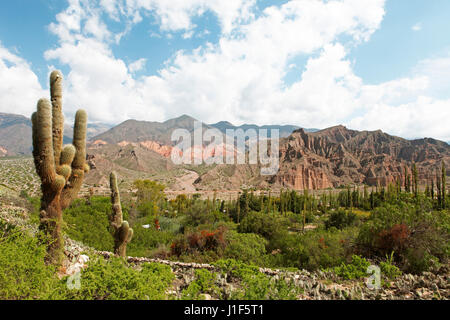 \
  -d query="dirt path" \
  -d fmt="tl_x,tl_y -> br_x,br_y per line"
170,170 -> 199,193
